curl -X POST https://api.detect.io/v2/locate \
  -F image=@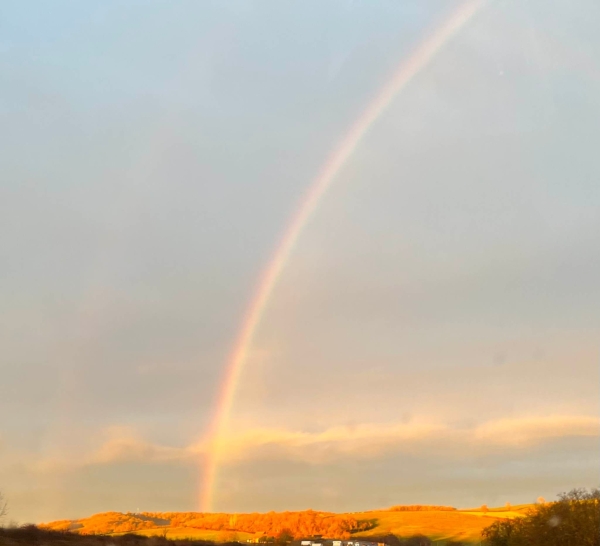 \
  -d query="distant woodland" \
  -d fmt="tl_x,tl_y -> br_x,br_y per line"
41,510 -> 374,538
